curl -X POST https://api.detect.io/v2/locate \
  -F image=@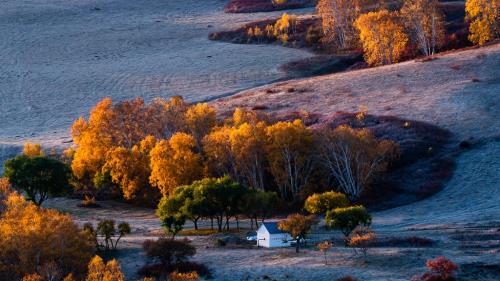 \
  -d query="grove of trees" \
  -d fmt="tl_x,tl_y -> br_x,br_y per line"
66,97 -> 398,207
316,0 -> 498,65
